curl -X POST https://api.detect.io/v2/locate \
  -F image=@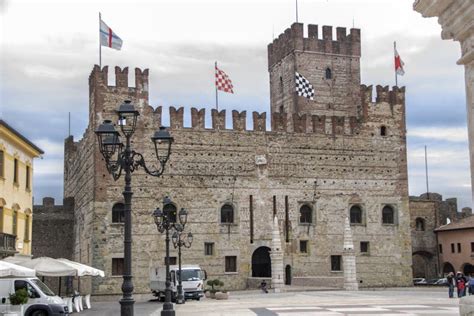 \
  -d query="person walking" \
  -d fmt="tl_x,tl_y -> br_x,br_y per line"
447,272 -> 456,298
469,274 -> 474,295
456,271 -> 467,297
260,280 -> 268,293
